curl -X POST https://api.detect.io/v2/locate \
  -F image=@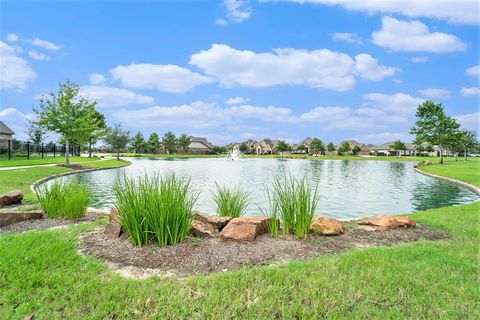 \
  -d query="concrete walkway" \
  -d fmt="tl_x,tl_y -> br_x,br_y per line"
0,158 -> 109,171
